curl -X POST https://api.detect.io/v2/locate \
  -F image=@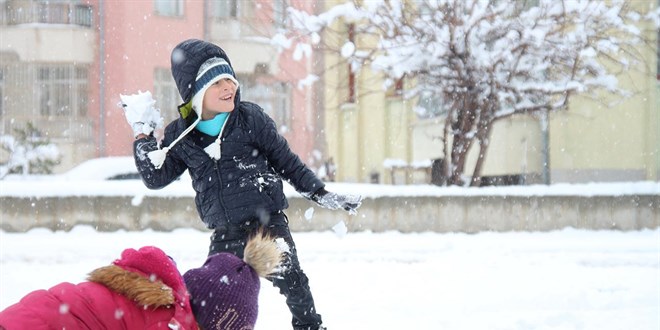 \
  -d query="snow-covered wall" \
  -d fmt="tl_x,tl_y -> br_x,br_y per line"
1,182 -> 658,232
